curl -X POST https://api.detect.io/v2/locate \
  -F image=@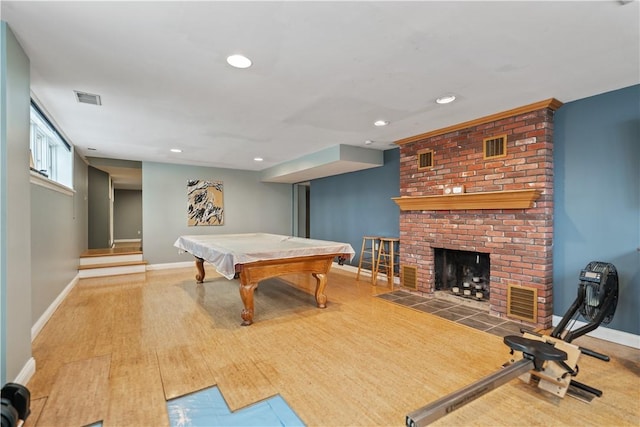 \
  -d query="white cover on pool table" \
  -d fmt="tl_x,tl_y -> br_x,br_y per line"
174,233 -> 355,279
